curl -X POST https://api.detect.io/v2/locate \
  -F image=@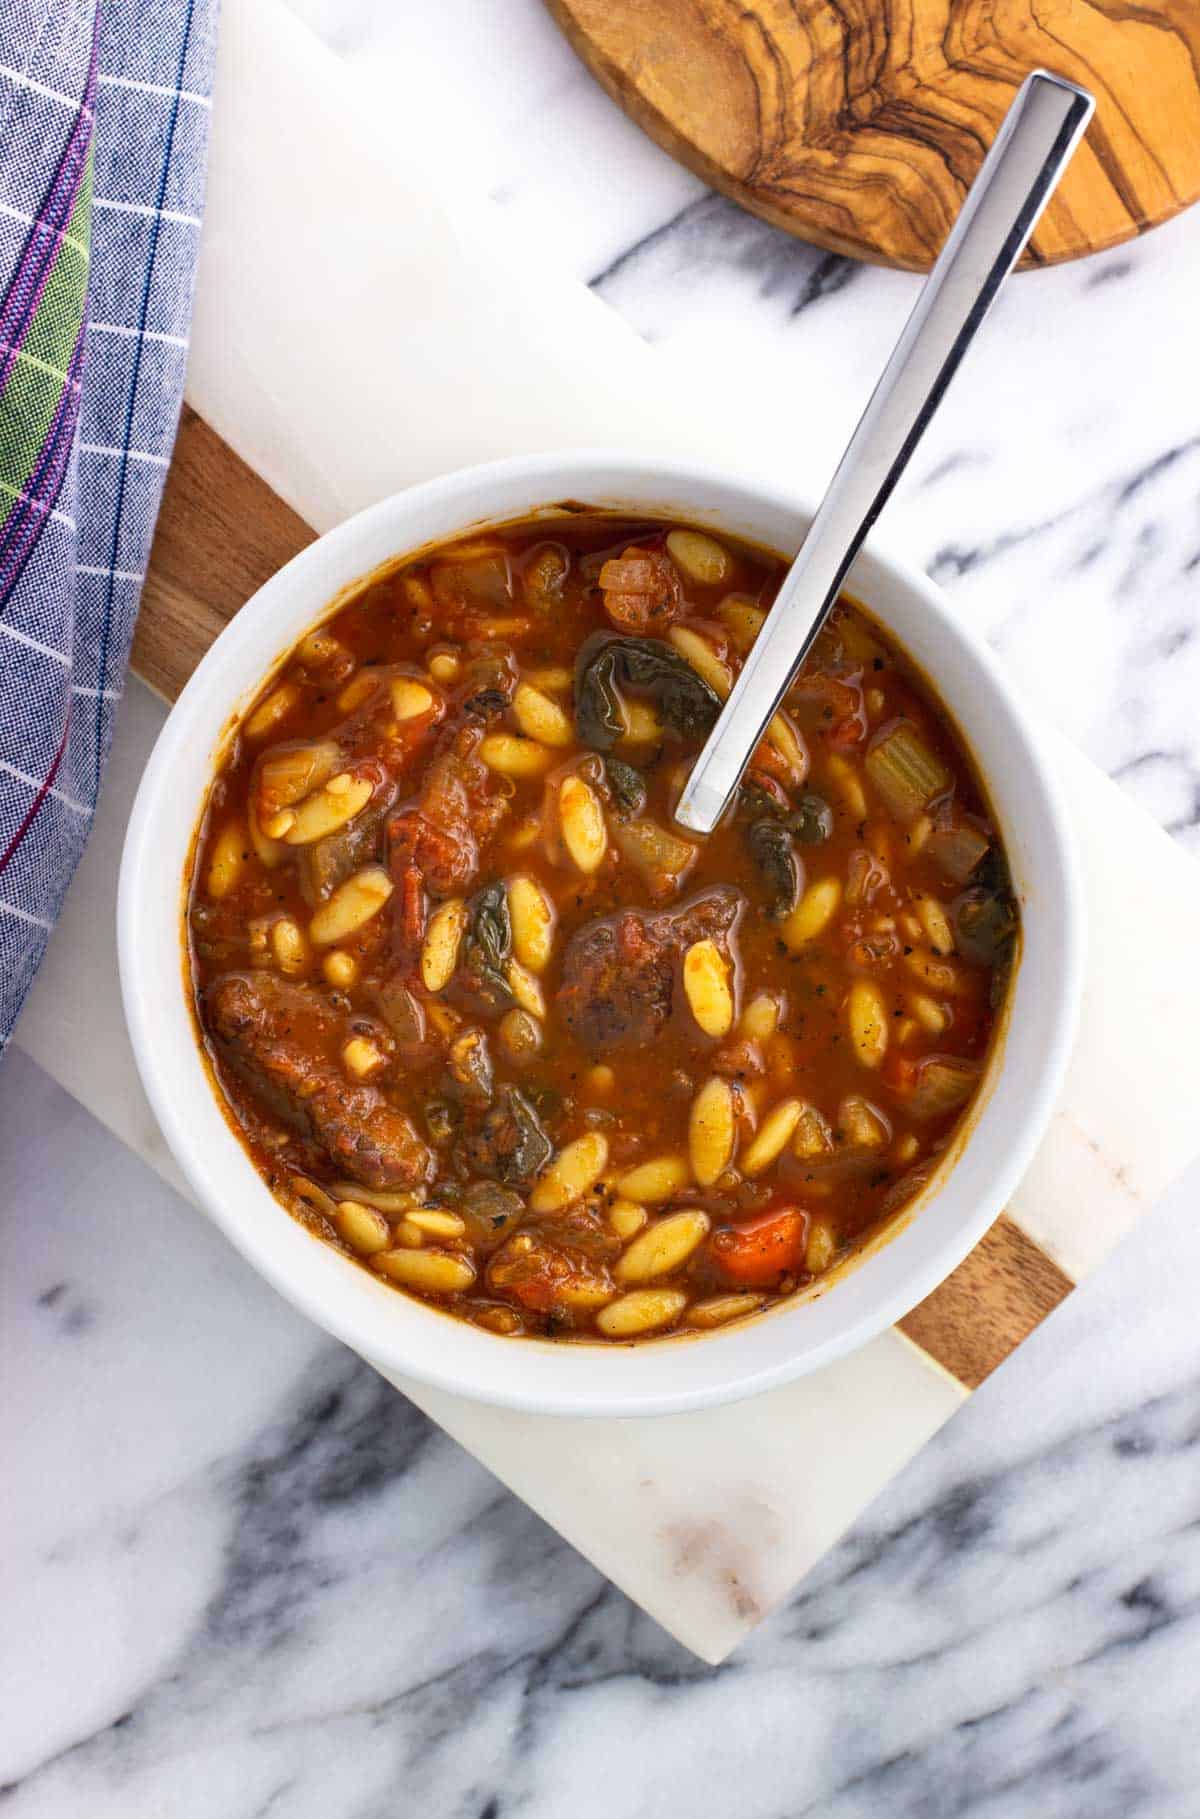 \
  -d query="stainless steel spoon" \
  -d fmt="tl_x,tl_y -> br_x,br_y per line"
673,70 -> 1094,836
